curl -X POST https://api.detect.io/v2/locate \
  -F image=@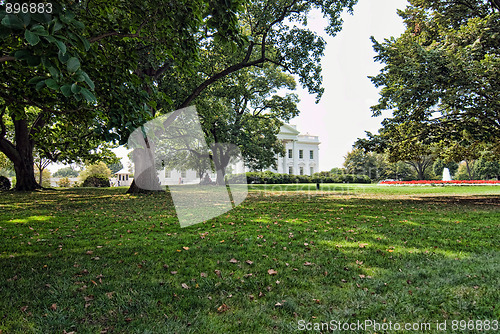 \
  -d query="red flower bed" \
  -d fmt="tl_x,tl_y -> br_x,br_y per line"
380,180 -> 500,185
